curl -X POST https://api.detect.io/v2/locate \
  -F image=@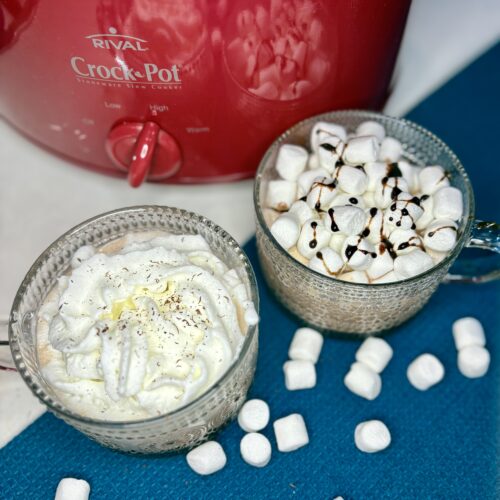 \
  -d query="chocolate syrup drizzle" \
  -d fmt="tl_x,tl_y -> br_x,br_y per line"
309,221 -> 318,248
316,251 -> 337,276
327,208 -> 339,232
387,196 -> 421,229
427,225 -> 458,238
